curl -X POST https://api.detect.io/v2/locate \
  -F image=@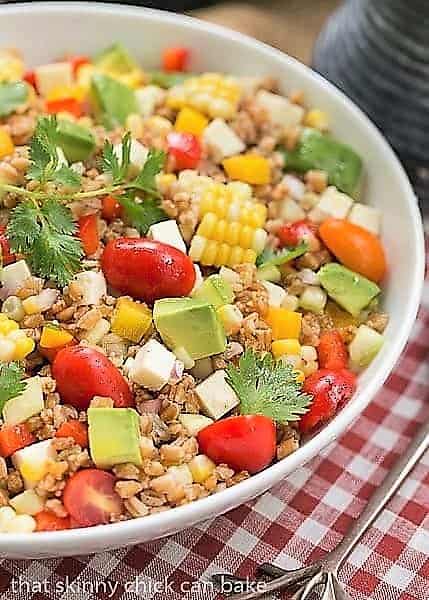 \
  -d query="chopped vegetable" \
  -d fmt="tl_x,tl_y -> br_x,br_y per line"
162,47 -> 189,72
317,330 -> 348,371
0,362 -> 27,414
256,242 -> 308,269
265,308 -> 302,340
12,439 -> 57,488
0,315 -> 35,362
111,297 -> 152,343
55,419 -> 89,448
271,339 -> 301,360
2,376 -> 42,426
0,81 -> 29,117
0,226 -> 16,265
226,349 -> 311,423
46,97 -> 83,117
349,325 -> 384,368
167,131 -> 202,170
222,155 -> 271,185
0,423 -> 35,458
0,127 -> 14,159
319,263 -> 380,317
35,511 -> 70,531
175,106 -> 208,137
78,214 -> 99,256
91,72 -> 139,127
